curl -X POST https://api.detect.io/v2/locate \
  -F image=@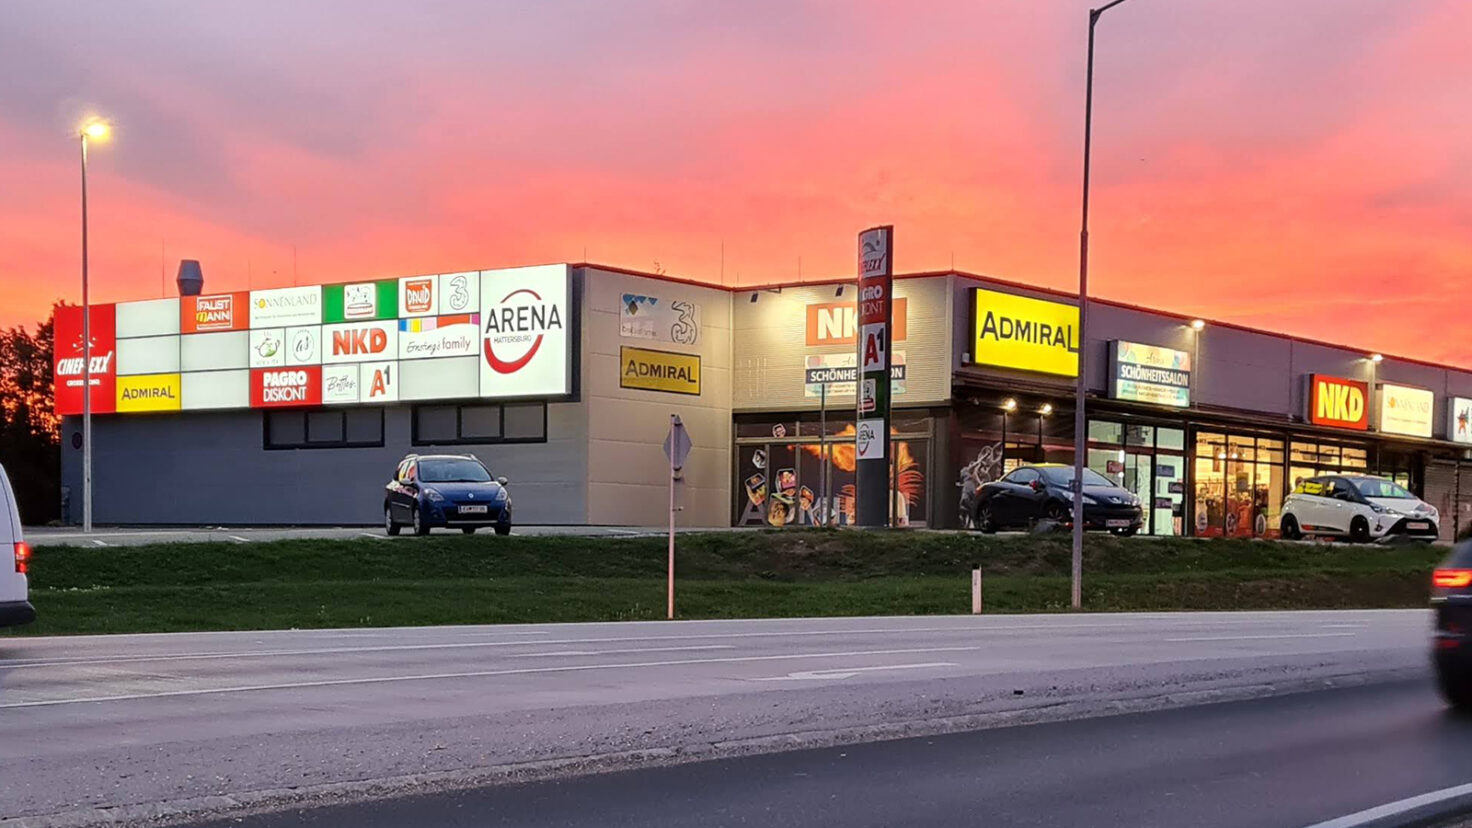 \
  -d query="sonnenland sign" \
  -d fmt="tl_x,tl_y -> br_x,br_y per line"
971,289 -> 1079,377
1108,341 -> 1191,408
